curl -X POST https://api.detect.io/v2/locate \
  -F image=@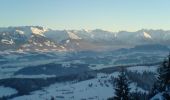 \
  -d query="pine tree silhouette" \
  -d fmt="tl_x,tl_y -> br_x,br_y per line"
150,54 -> 170,99
157,54 -> 170,92
114,68 -> 130,100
